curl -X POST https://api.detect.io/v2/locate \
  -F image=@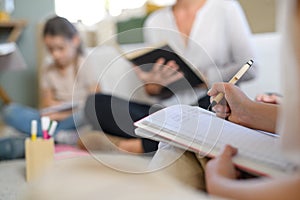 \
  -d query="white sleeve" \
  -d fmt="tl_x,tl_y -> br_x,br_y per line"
143,15 -> 155,44
143,13 -> 156,44
80,53 -> 100,87
143,9 -> 169,45
207,1 -> 257,84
